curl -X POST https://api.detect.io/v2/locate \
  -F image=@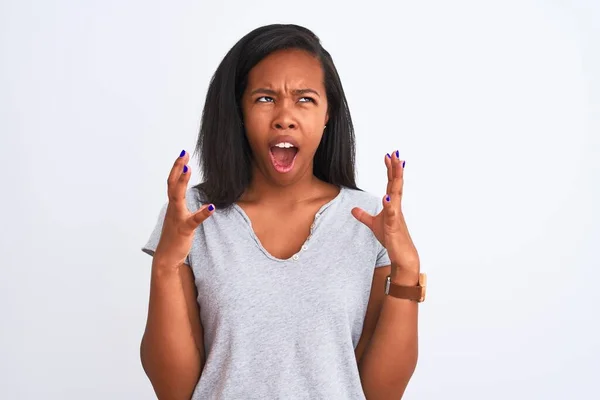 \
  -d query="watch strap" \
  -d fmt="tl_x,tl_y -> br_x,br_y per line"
385,273 -> 427,302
